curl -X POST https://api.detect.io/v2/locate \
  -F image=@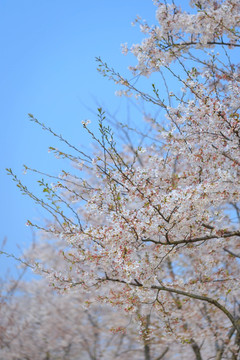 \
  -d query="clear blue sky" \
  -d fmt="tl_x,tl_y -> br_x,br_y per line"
0,1 -> 157,276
